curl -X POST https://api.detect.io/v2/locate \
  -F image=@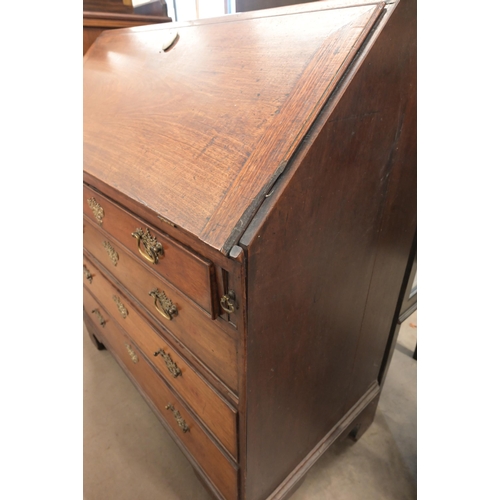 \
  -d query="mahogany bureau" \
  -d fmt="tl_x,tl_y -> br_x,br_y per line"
83,1 -> 416,498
